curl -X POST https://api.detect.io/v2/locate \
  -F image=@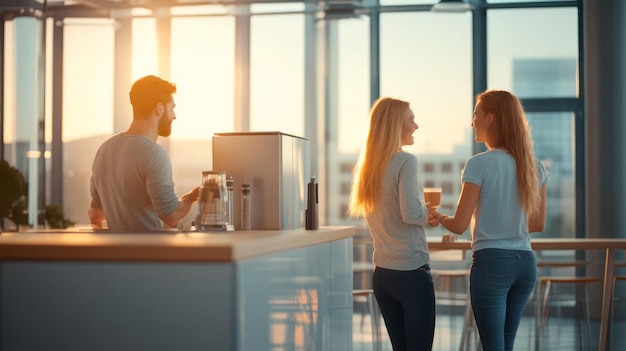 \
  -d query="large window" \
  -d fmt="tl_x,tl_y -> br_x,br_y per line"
169,15 -> 236,226
527,112 -> 575,237
170,16 -> 235,140
376,11 -> 473,237
337,18 -> 370,155
487,8 -> 579,97
250,14 -> 304,135
3,1 -> 582,234
63,19 -> 116,142
61,18 -> 116,224
380,12 -> 473,156
327,17 -> 371,225
488,7 -> 579,237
